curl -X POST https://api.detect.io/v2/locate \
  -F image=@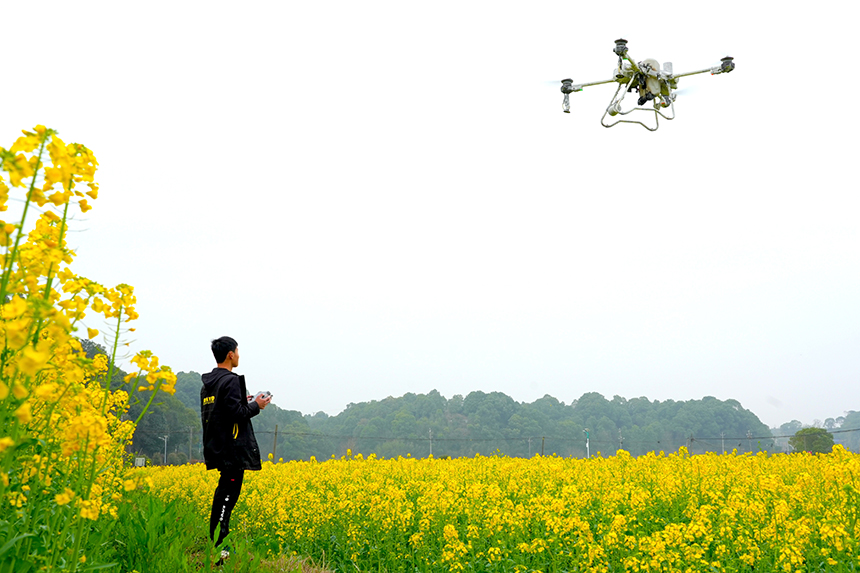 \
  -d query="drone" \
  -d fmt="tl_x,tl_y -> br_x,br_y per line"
560,39 -> 735,131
